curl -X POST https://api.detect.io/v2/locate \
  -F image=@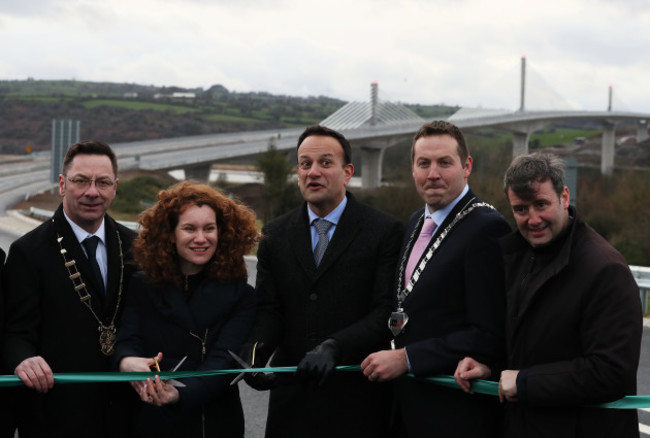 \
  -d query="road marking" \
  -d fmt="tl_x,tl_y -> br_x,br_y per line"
642,408 -> 650,413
